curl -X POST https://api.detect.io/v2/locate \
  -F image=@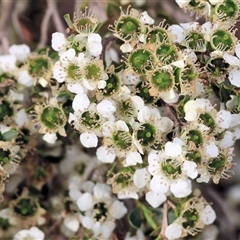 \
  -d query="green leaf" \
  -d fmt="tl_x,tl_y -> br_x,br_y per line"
137,201 -> 158,230
57,92 -> 71,103
128,207 -> 142,229
2,129 -> 18,141
64,14 -> 73,29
